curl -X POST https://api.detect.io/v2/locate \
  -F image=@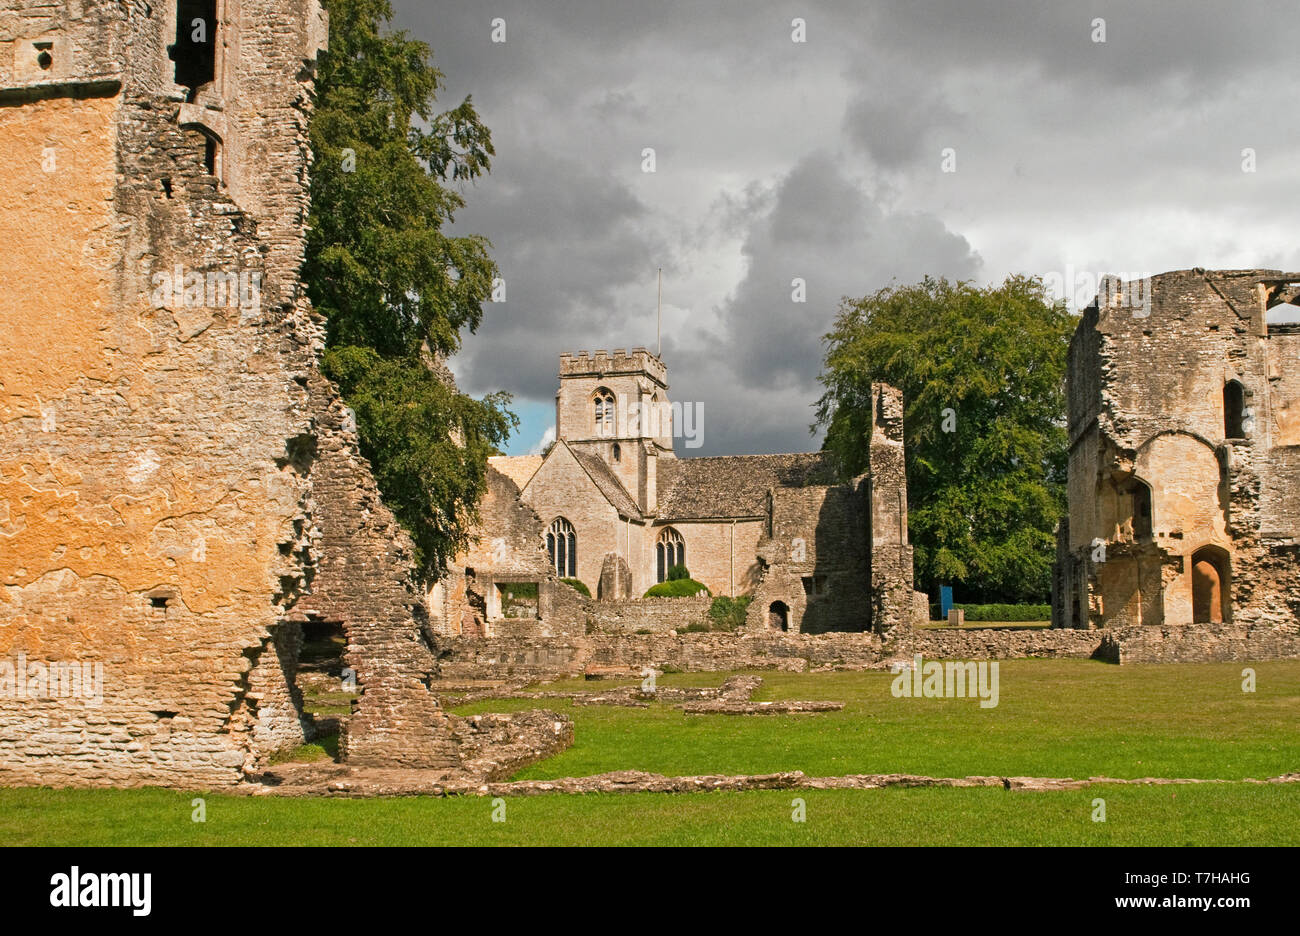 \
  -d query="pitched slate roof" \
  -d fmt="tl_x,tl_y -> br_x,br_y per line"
655,452 -> 838,520
570,446 -> 643,520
